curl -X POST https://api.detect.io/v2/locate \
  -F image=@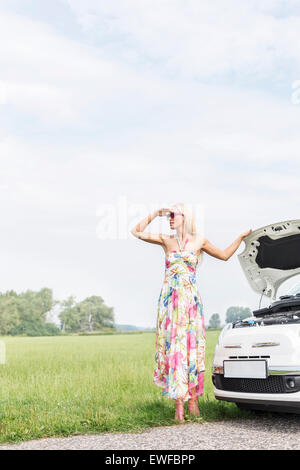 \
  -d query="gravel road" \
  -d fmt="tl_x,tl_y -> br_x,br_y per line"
1,414 -> 300,450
